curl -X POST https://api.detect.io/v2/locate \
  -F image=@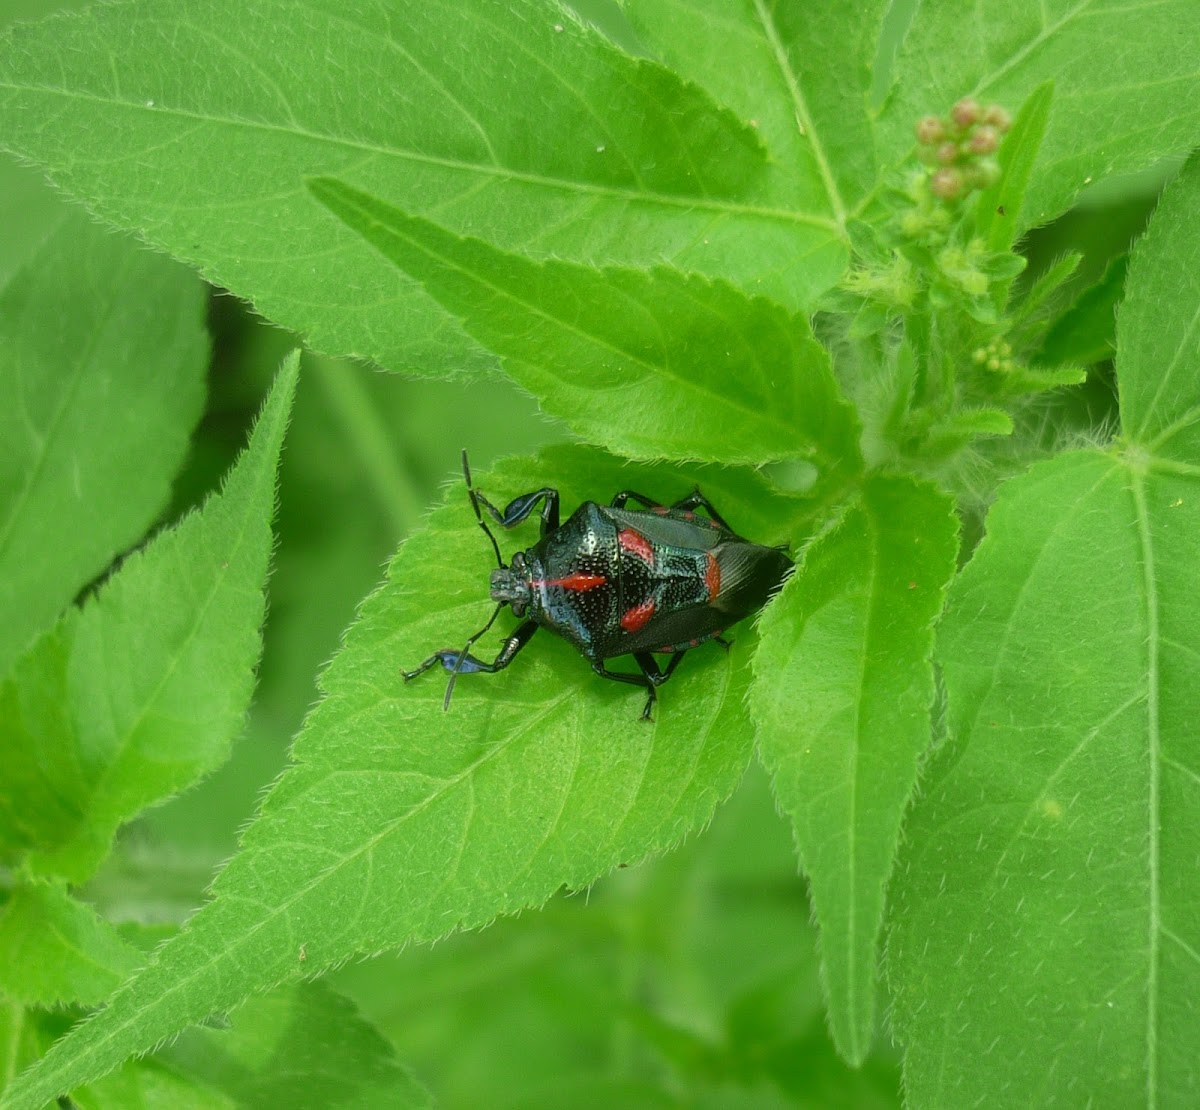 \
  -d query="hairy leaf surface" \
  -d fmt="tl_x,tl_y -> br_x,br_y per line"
890,448 -> 1200,1105
311,178 -> 862,468
0,0 -> 844,377
890,154 -> 1200,1106
0,209 -> 207,675
1118,152 -> 1200,461
0,359 -> 296,881
753,475 -> 958,1063
1,447 -> 805,1106
880,0 -> 1200,228
622,0 -> 886,219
